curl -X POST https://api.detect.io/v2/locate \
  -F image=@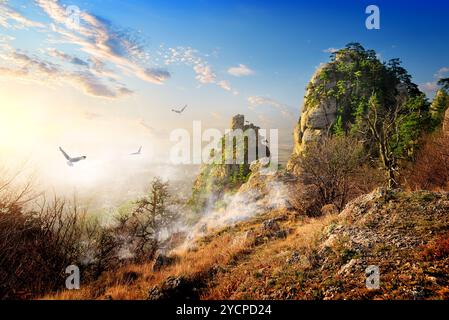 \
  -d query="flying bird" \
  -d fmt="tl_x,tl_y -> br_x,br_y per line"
171,105 -> 187,114
130,146 -> 142,155
59,147 -> 86,167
